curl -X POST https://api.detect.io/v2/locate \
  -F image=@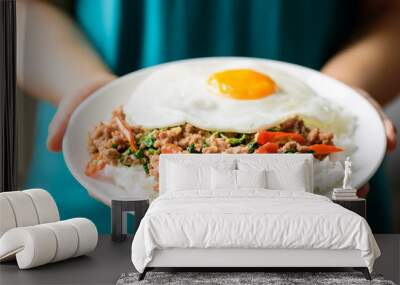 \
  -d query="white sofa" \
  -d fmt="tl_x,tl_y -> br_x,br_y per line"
0,189 -> 97,269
